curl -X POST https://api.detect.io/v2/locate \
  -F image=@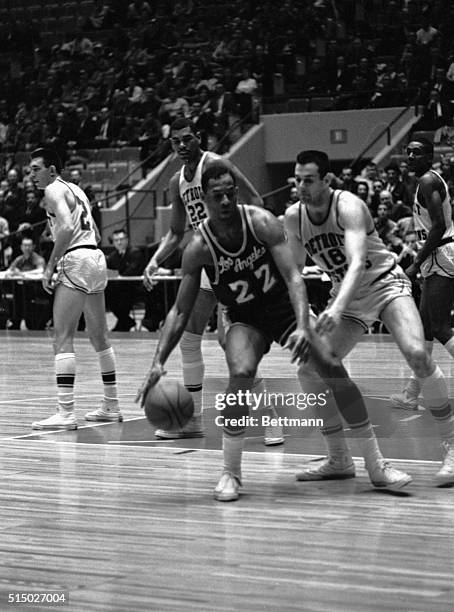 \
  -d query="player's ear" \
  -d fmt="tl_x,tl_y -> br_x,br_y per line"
49,164 -> 56,177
